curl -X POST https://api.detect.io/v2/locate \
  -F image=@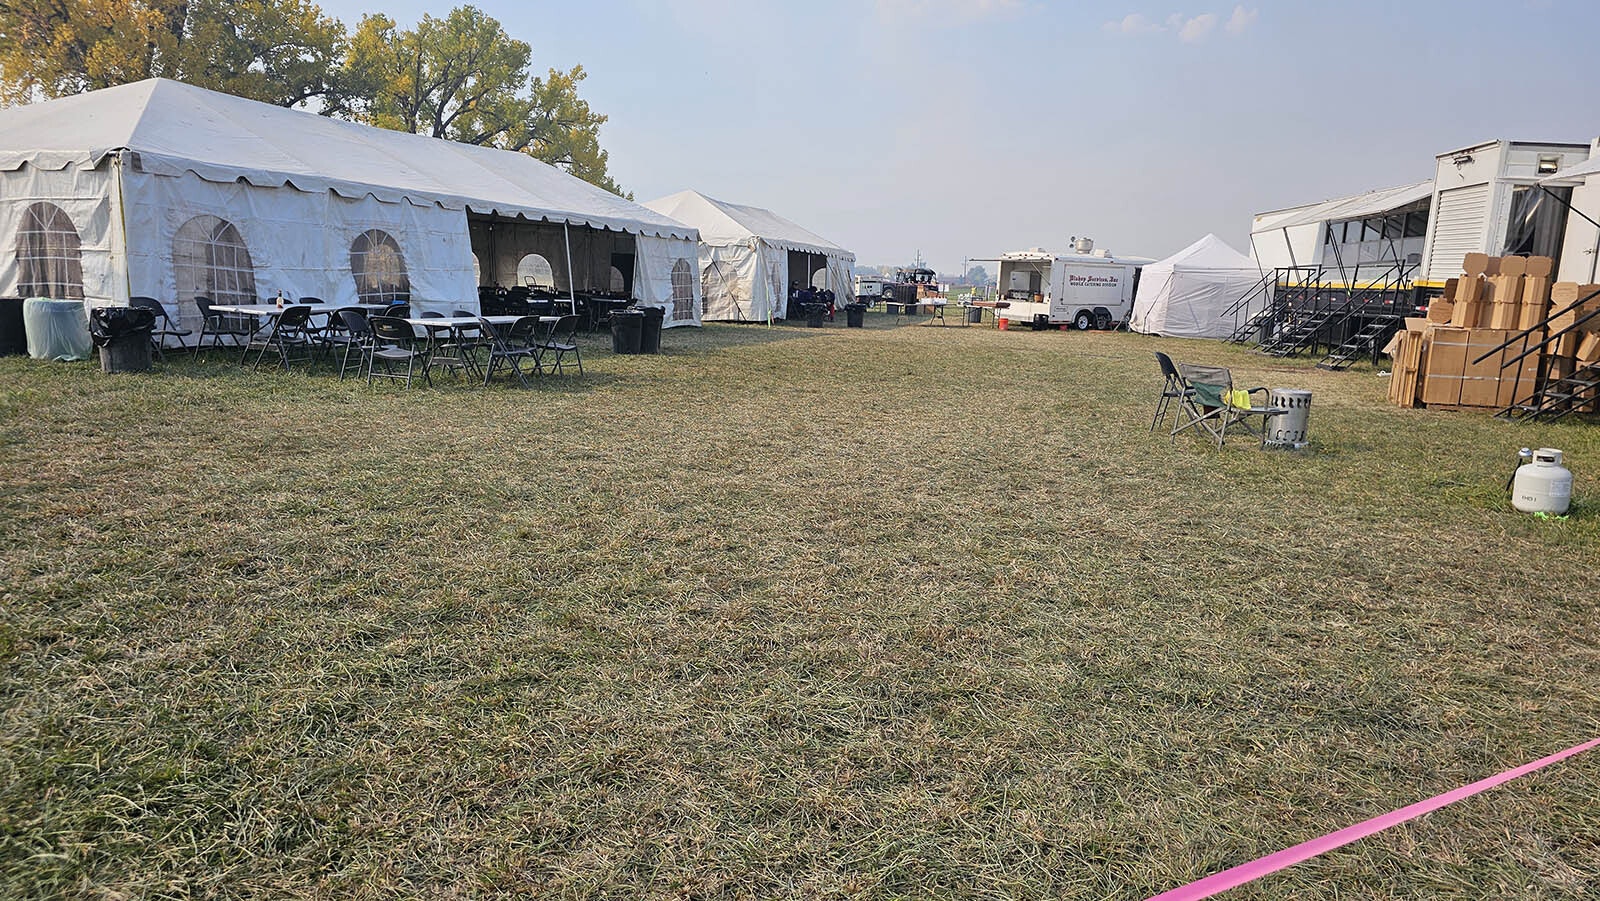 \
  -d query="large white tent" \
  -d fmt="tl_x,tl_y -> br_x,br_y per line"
0,78 -> 705,331
1129,234 -> 1262,340
642,190 -> 853,321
